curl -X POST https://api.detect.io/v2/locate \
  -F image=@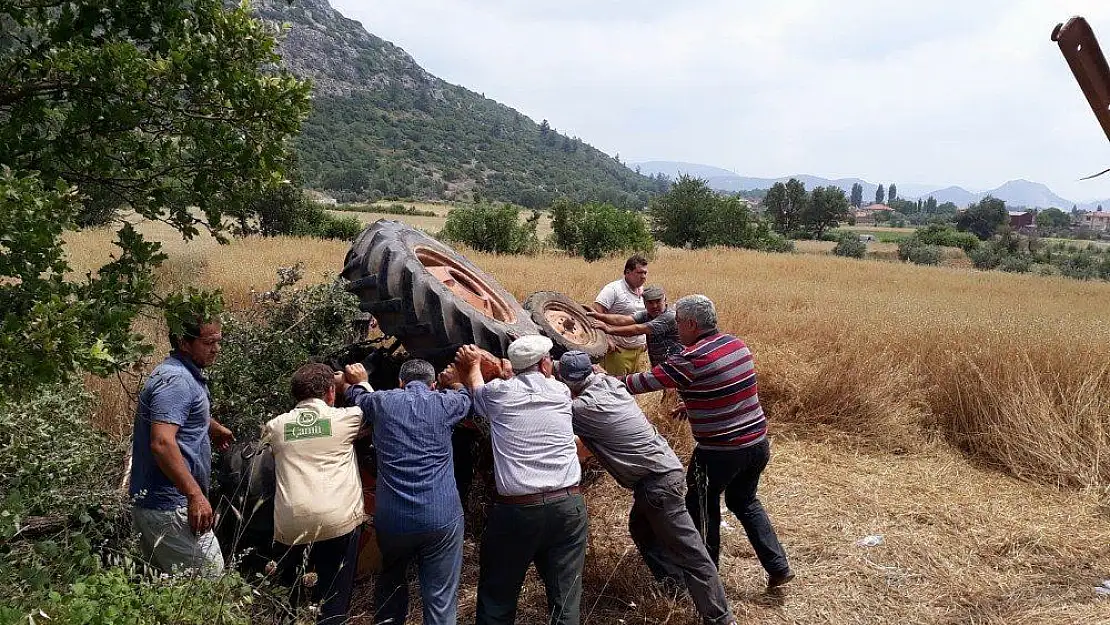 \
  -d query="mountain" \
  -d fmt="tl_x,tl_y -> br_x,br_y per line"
923,186 -> 978,206
257,0 -> 664,208
986,180 -> 1072,210
631,161 -> 738,180
635,161 -> 1088,209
